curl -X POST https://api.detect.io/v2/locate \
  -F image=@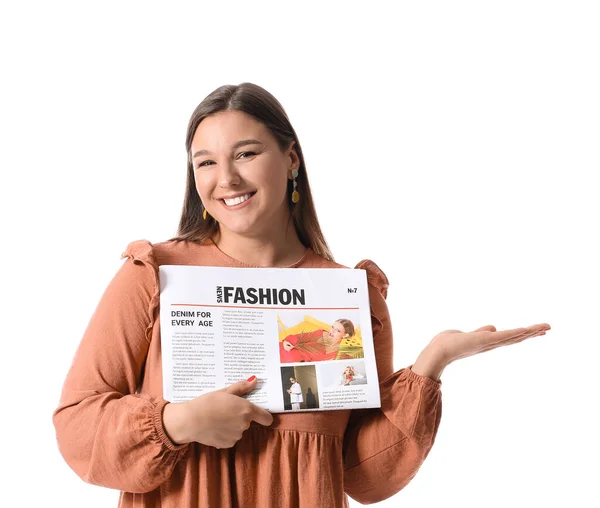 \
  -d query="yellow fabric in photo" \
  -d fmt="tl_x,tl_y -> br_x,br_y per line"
278,314 -> 363,348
